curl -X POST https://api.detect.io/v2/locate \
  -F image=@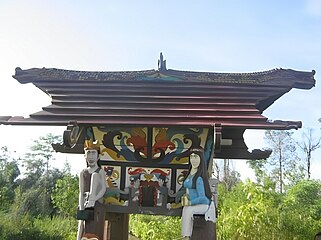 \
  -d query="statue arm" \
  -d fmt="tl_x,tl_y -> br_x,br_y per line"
78,170 -> 85,210
96,169 -> 107,200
